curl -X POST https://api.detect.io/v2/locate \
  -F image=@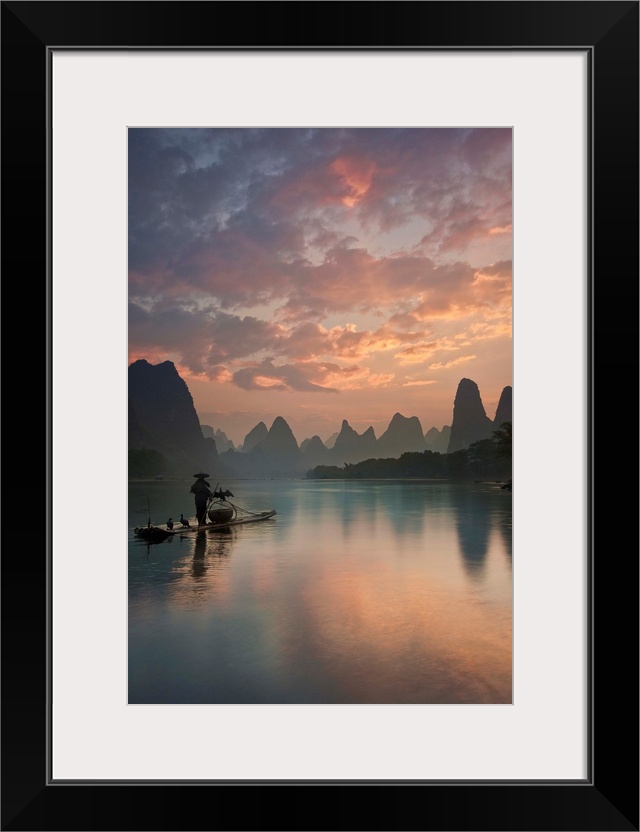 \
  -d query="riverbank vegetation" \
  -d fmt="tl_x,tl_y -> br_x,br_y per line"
128,448 -> 168,478
306,422 -> 512,481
